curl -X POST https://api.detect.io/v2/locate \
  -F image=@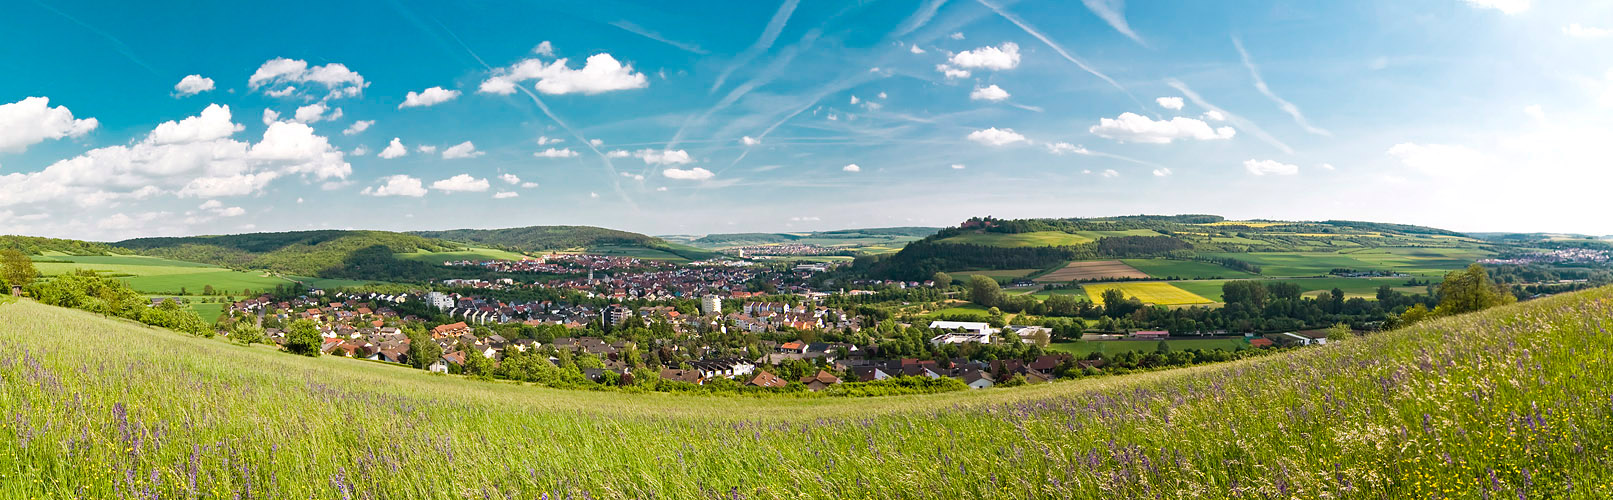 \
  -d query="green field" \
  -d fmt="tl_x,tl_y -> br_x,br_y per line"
1071,228 -> 1163,239
395,246 -> 529,264
34,255 -> 296,295
947,268 -> 1040,281
1047,338 -> 1249,356
1206,248 -> 1487,278
1084,282 -> 1214,306
1121,258 -> 1260,279
1171,277 -> 1420,302
4,285 -> 1610,497
1028,287 -> 1090,301
927,303 -> 992,318
937,231 -> 1091,247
